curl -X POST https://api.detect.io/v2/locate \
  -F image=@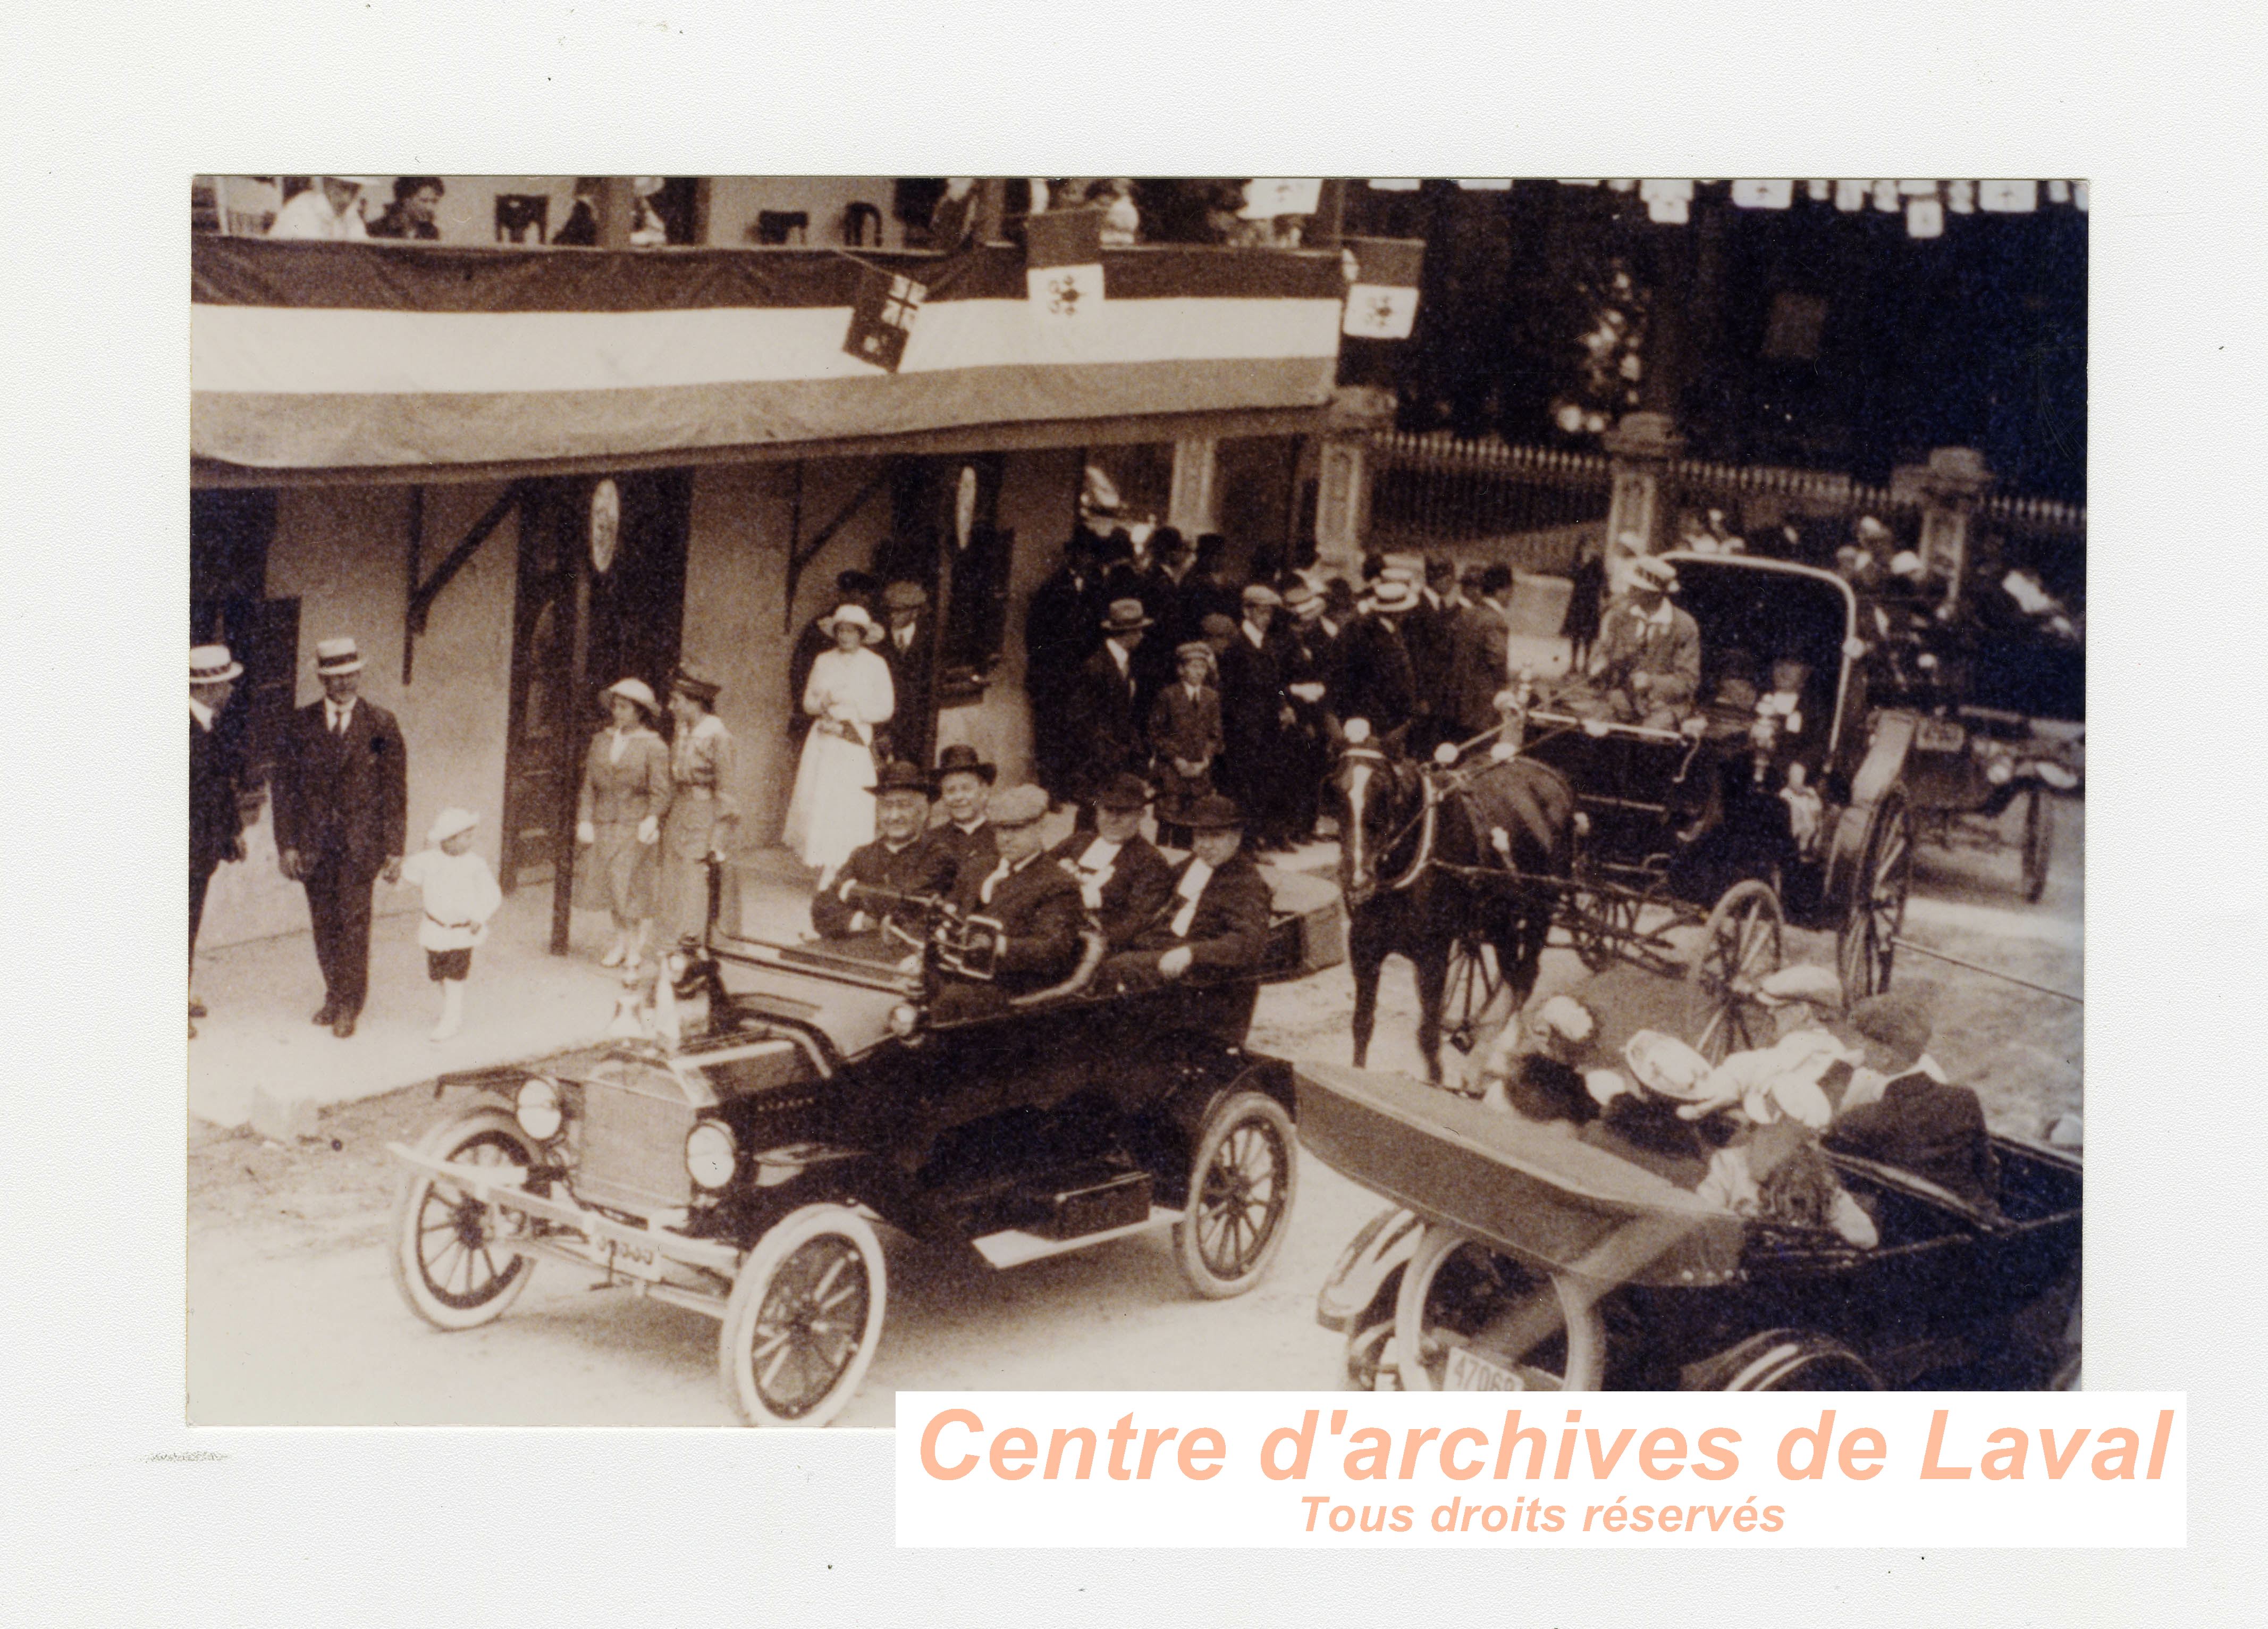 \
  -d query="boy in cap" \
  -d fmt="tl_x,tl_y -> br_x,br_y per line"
274,636 -> 408,1038
1826,991 -> 2001,1212
394,807 -> 503,1042
1149,640 -> 1222,846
